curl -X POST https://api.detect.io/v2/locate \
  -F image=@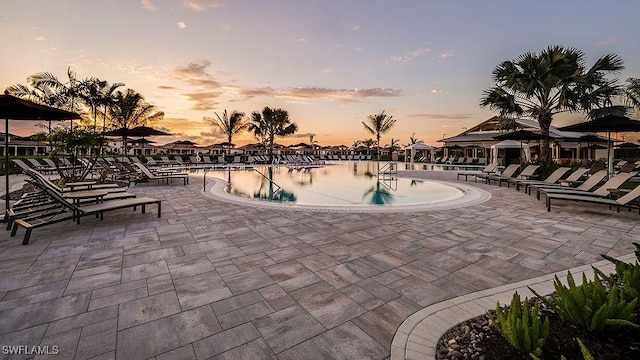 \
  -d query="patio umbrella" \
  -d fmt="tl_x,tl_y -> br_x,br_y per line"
559,115 -> 640,177
104,126 -> 171,154
130,138 -> 156,155
0,93 -> 81,213
575,134 -> 608,160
